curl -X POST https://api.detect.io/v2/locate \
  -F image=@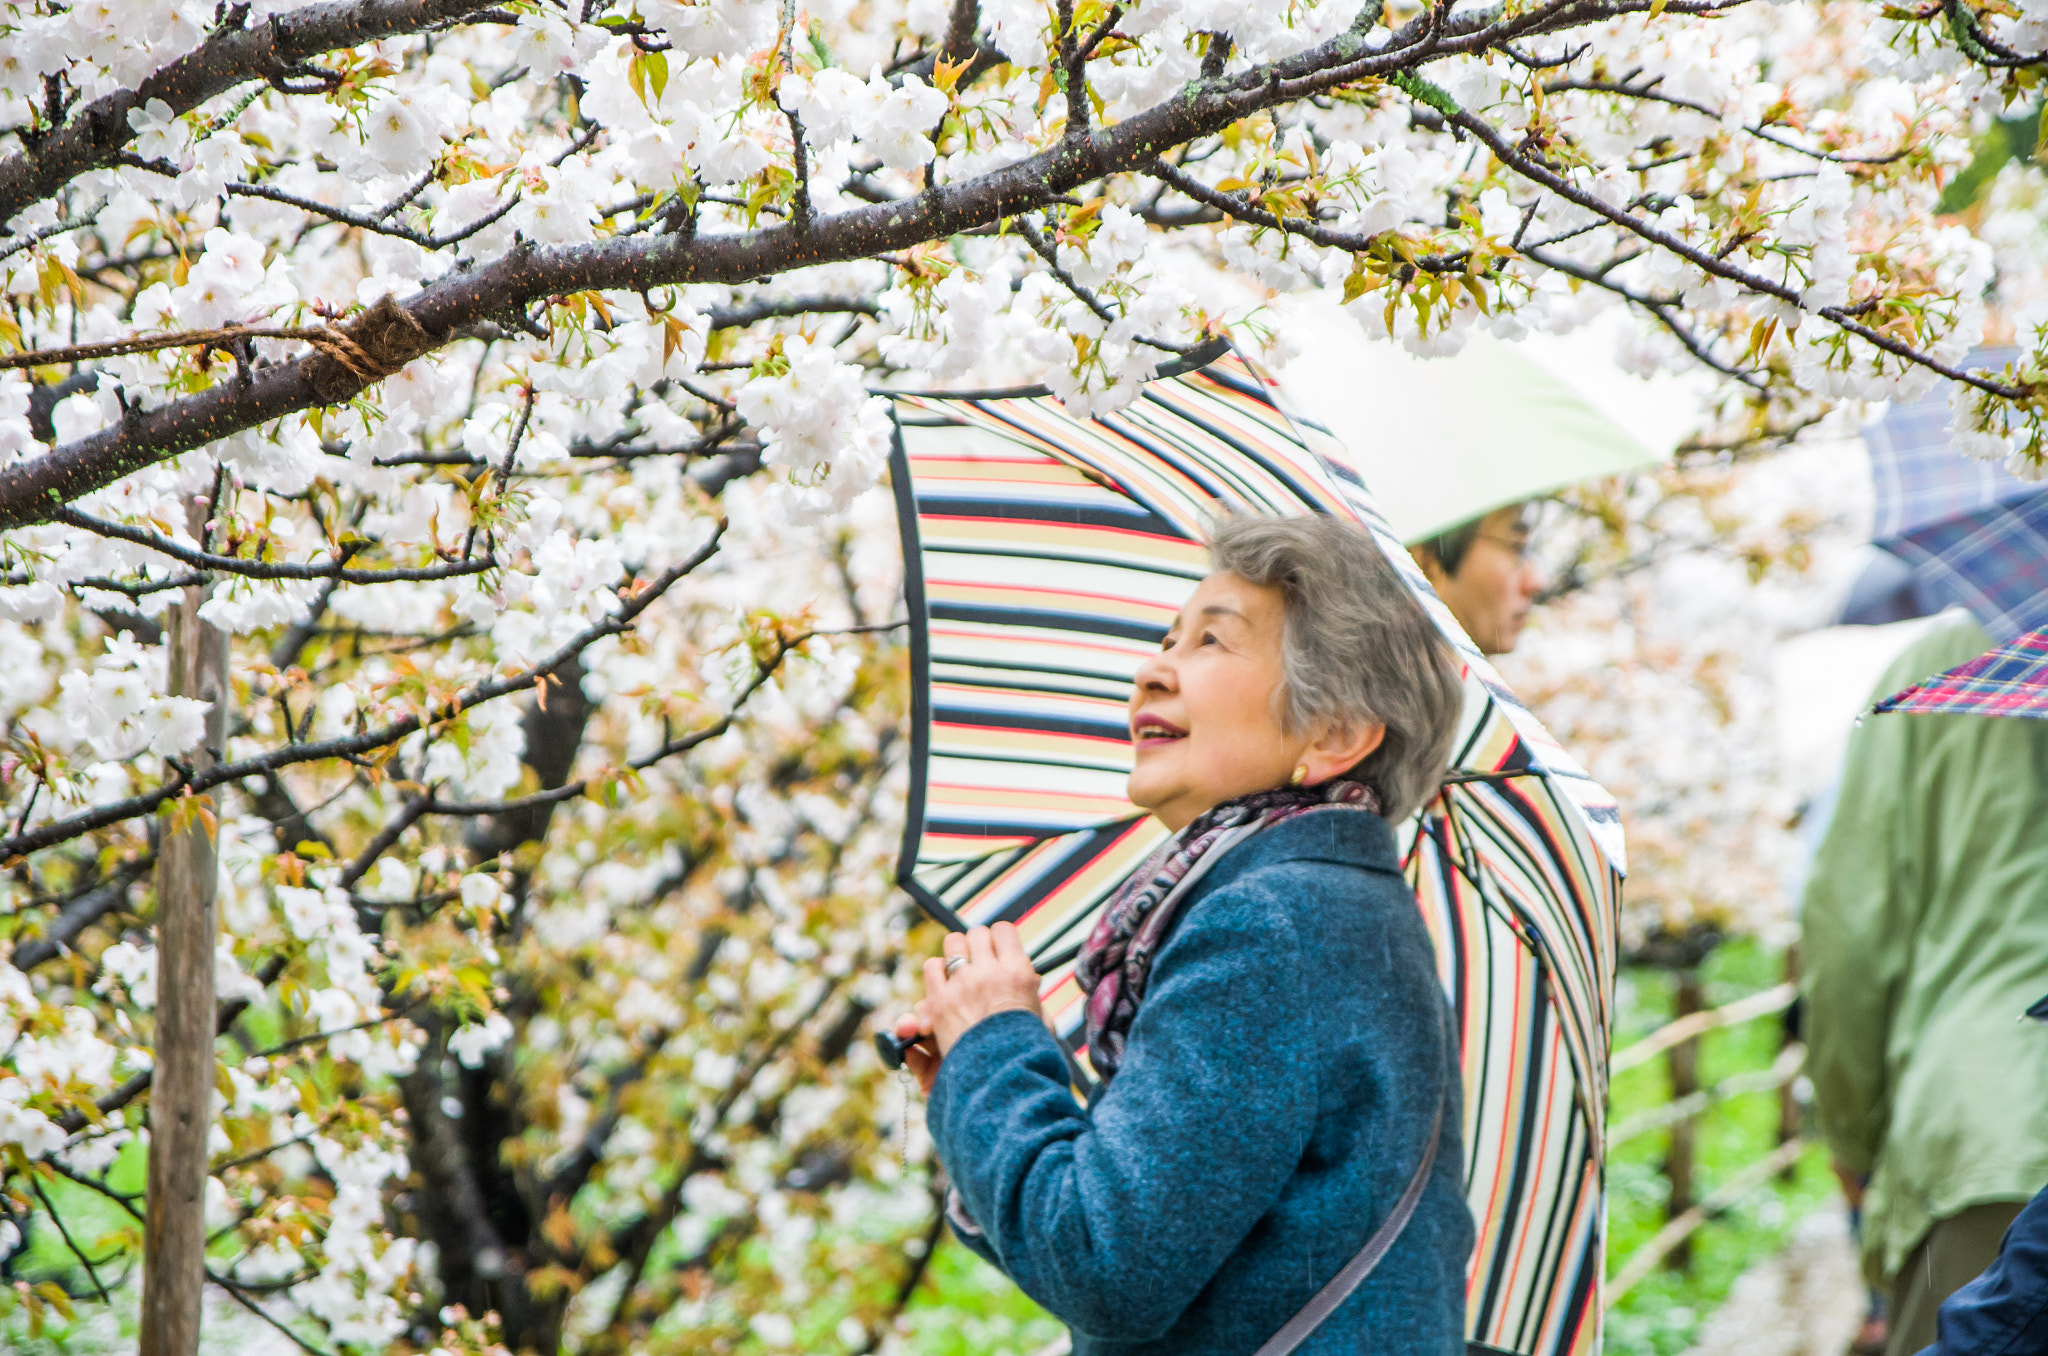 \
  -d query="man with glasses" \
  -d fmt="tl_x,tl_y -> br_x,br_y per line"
1411,504 -> 1544,656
